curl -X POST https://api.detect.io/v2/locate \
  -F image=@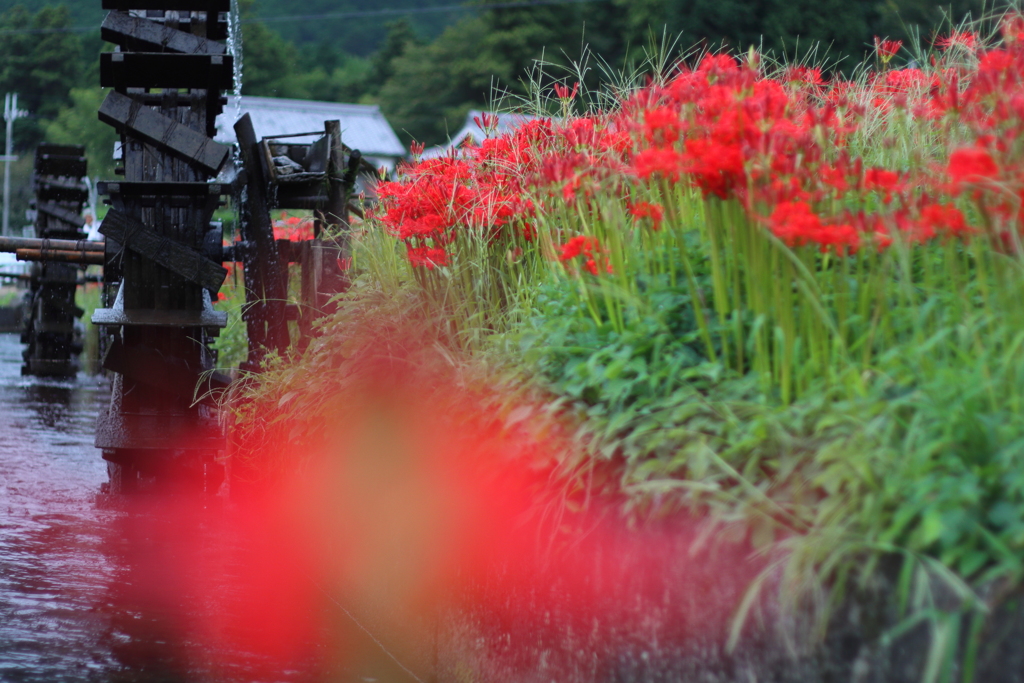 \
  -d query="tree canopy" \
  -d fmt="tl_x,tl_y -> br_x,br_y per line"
8,0 -> 996,157
0,4 -> 84,149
